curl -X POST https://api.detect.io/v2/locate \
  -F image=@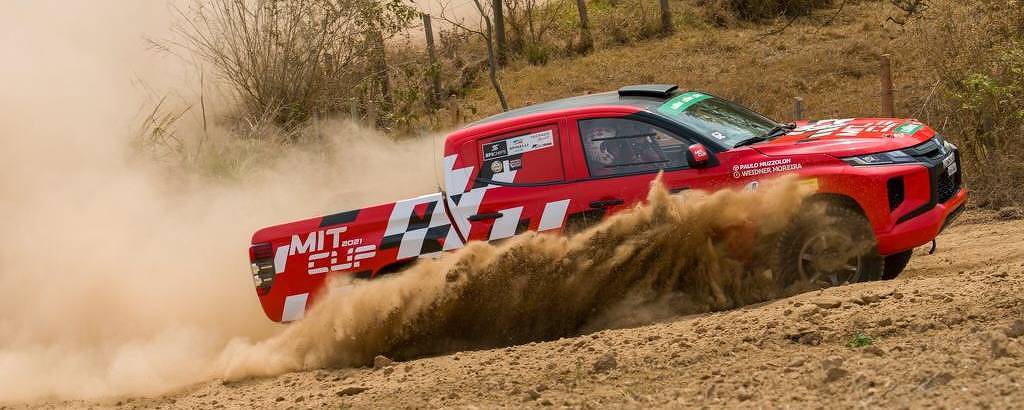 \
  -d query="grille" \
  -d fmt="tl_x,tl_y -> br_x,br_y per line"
937,172 -> 960,203
905,137 -> 948,160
